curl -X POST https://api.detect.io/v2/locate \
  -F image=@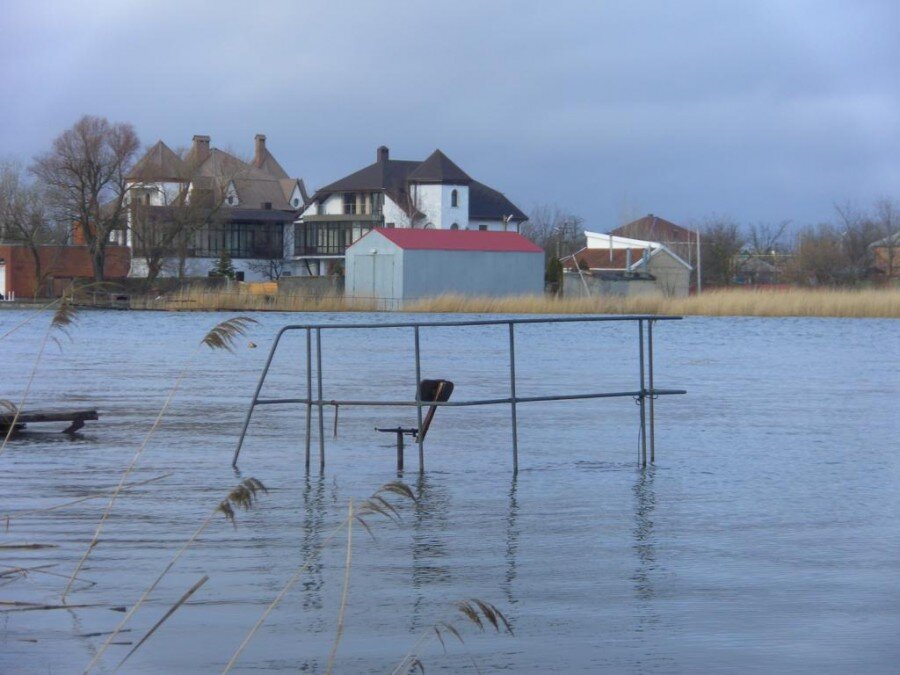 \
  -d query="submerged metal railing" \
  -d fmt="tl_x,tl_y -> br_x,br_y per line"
232,315 -> 686,473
